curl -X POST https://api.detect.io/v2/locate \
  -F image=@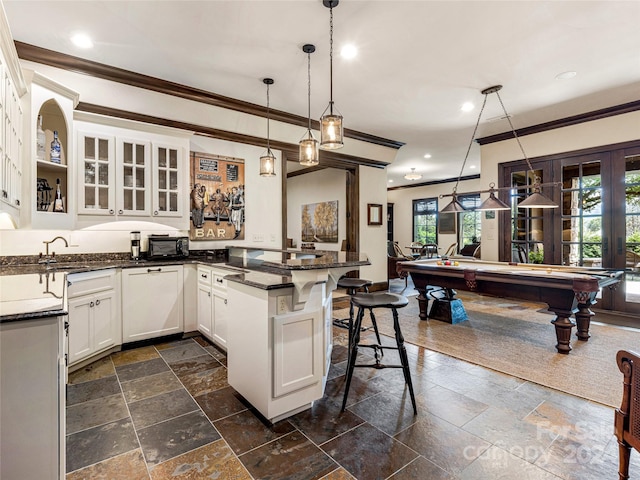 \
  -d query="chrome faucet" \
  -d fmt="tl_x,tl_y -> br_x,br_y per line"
39,236 -> 69,264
